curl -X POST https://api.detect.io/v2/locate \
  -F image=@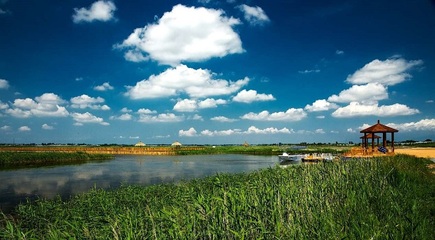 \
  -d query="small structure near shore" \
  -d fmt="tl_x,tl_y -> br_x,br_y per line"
360,120 -> 398,155
134,141 -> 146,147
